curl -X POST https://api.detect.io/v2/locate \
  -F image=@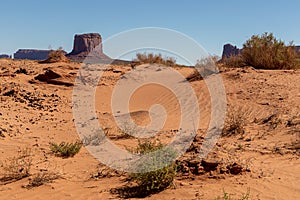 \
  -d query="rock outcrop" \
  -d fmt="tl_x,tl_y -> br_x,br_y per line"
0,54 -> 10,59
221,44 -> 241,60
14,49 -> 67,61
66,33 -> 110,62
295,46 -> 300,54
34,69 -> 73,86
